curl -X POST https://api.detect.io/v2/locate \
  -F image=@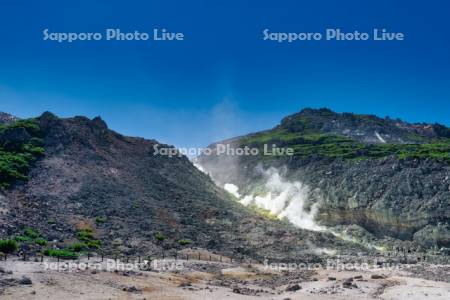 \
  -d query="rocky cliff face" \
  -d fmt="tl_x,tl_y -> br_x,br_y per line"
0,112 -> 361,260
279,108 -> 450,144
197,108 -> 450,250
0,112 -> 17,126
